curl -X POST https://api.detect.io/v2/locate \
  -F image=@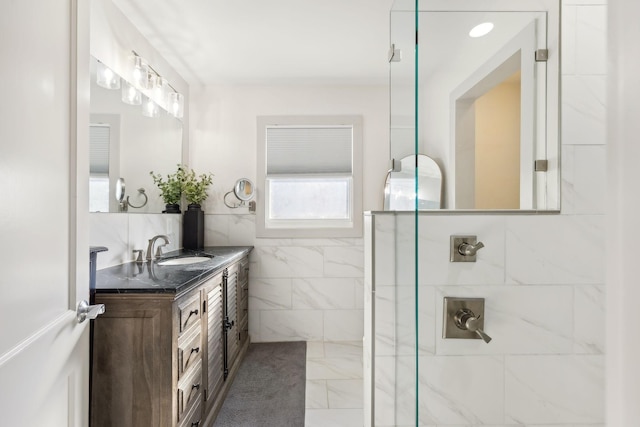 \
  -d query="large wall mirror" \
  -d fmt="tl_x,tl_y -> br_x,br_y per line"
389,0 -> 559,211
89,56 -> 183,213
